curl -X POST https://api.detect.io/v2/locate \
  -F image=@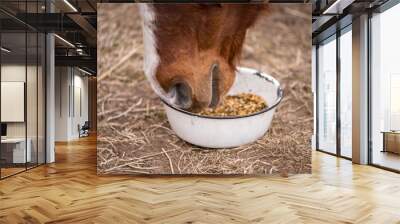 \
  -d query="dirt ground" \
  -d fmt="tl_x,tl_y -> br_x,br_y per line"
97,4 -> 312,176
